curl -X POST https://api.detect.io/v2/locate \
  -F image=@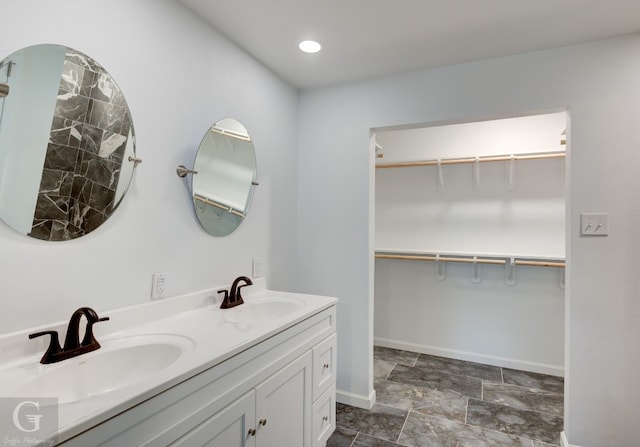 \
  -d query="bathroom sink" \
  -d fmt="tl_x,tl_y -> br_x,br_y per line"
222,296 -> 306,324
10,334 -> 194,405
